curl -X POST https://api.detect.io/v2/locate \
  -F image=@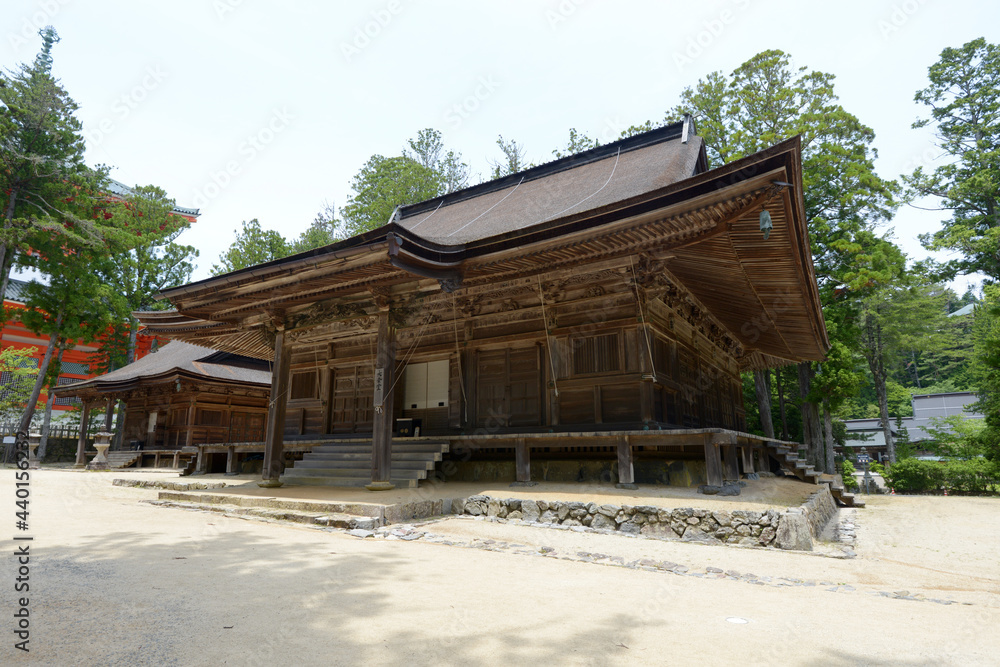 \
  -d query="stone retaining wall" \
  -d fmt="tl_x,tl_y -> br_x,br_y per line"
450,484 -> 838,552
